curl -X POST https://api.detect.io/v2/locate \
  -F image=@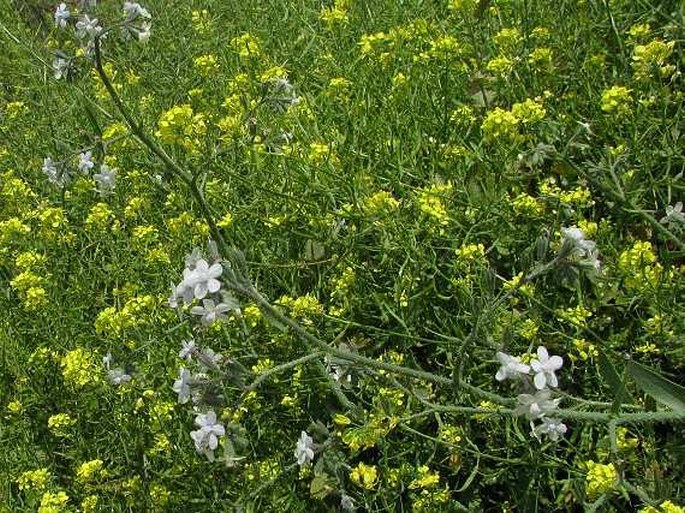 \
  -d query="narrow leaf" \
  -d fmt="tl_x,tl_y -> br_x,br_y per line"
626,361 -> 685,412
597,351 -> 632,412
